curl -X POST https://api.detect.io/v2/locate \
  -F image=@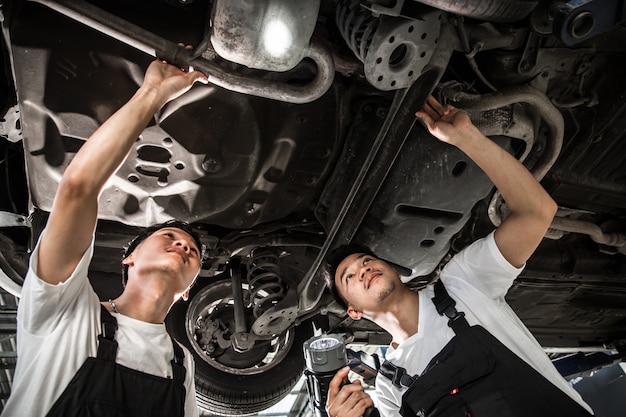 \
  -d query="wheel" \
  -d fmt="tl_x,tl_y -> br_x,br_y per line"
166,278 -> 314,416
